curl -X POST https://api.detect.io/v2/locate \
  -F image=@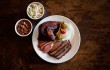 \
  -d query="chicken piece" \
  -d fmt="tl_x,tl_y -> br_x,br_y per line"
46,27 -> 55,40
